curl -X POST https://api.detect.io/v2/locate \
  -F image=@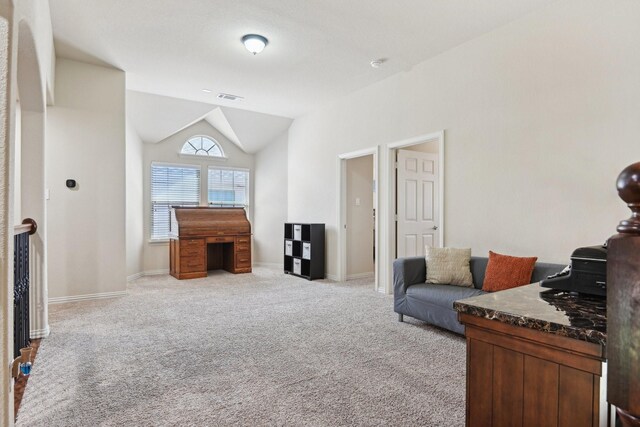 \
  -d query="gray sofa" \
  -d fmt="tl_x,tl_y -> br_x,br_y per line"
393,256 -> 564,334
